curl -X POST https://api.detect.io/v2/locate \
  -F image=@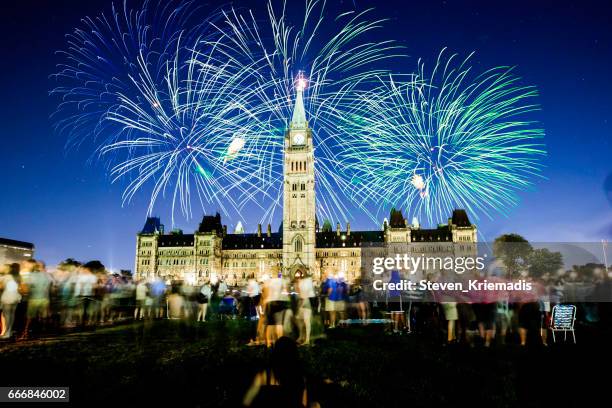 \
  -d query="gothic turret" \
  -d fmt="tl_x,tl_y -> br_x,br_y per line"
283,74 -> 316,278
